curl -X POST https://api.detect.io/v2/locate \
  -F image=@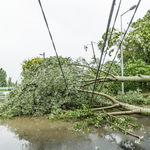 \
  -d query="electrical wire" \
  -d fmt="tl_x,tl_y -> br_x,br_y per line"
99,0 -> 141,92
96,0 -> 122,95
37,0 -> 141,105
90,0 -> 116,107
101,0 -> 122,70
38,0 -> 68,90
